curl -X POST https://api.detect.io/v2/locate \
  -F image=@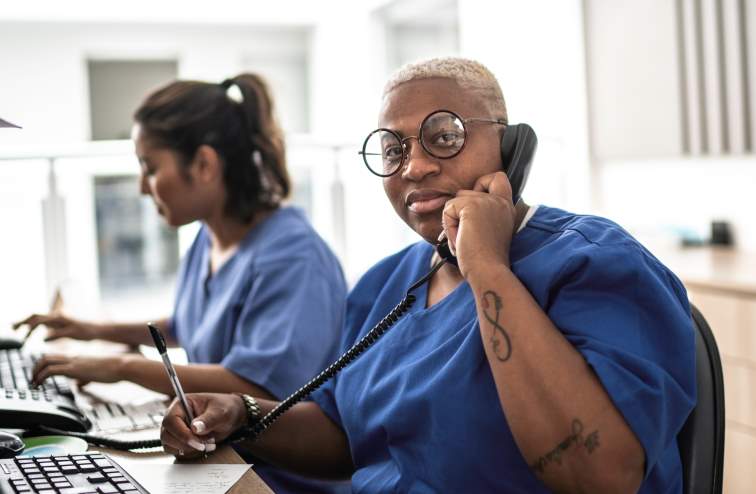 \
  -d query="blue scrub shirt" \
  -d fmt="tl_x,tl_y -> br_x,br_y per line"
170,206 -> 349,493
313,205 -> 696,493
